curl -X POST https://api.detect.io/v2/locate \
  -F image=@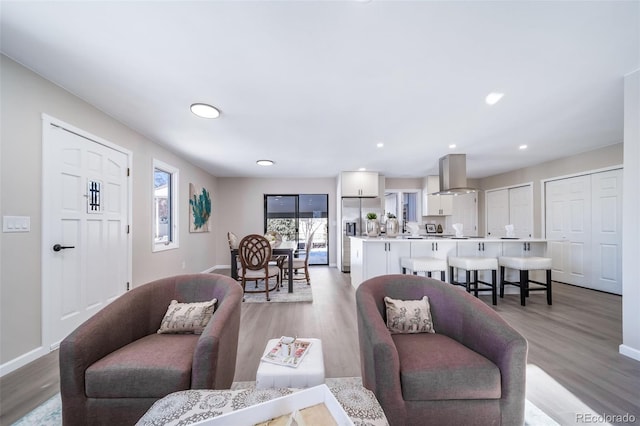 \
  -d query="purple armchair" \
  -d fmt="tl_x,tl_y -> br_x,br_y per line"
59,274 -> 243,426
356,274 -> 527,426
